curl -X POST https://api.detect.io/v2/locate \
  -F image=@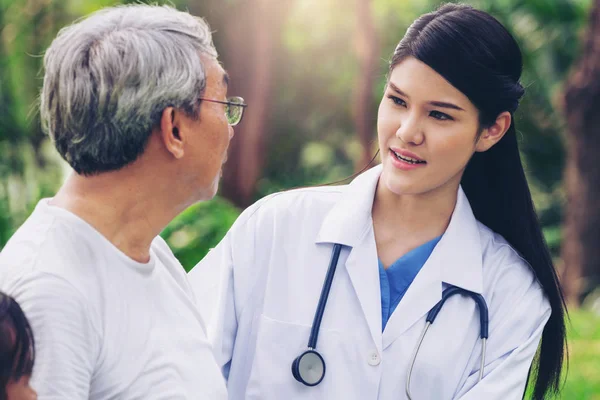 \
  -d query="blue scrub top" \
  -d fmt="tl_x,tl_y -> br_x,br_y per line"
378,236 -> 442,331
